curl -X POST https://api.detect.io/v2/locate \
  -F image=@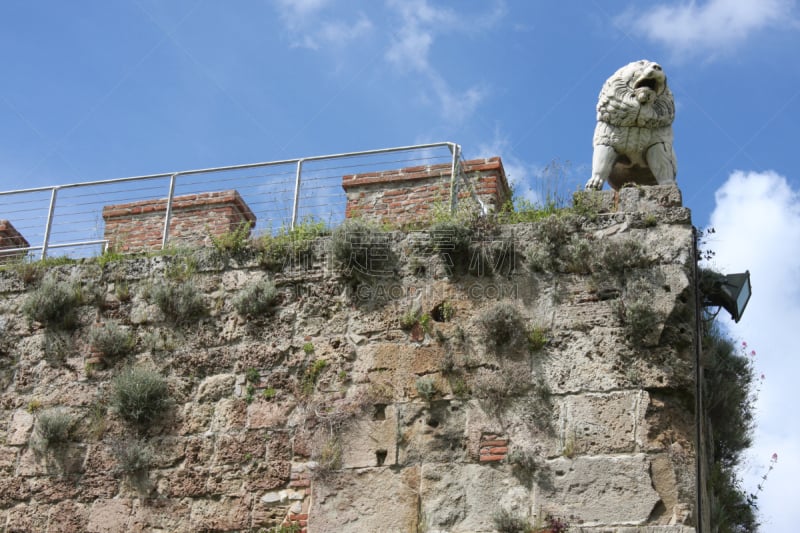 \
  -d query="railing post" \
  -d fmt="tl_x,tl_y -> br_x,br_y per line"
449,144 -> 461,215
291,159 -> 304,230
161,174 -> 178,250
40,187 -> 59,260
